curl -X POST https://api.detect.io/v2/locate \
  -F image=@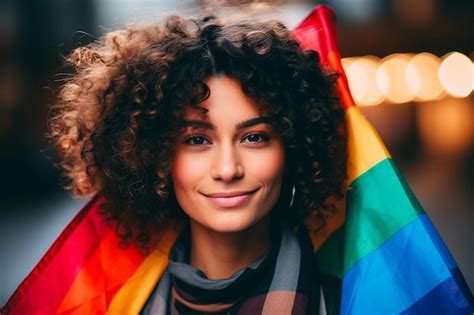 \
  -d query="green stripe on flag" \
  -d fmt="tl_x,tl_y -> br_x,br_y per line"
317,158 -> 424,278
